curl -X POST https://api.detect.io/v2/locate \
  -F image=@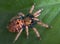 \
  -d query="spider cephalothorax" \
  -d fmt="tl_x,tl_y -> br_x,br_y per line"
7,5 -> 52,43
